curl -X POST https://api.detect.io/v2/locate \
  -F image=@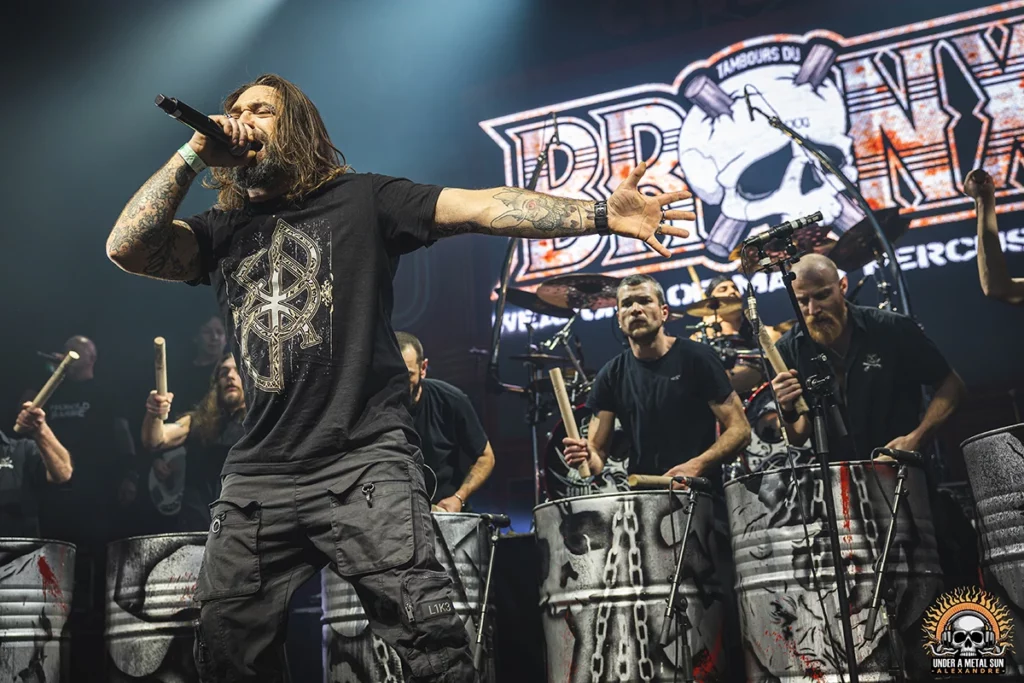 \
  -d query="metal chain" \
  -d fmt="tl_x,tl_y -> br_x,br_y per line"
372,633 -> 401,683
624,497 -> 654,681
592,503 -> 626,683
